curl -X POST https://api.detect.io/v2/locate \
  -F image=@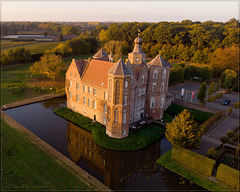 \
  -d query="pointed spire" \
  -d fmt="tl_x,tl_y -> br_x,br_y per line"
108,59 -> 132,76
93,48 -> 108,60
148,55 -> 172,67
